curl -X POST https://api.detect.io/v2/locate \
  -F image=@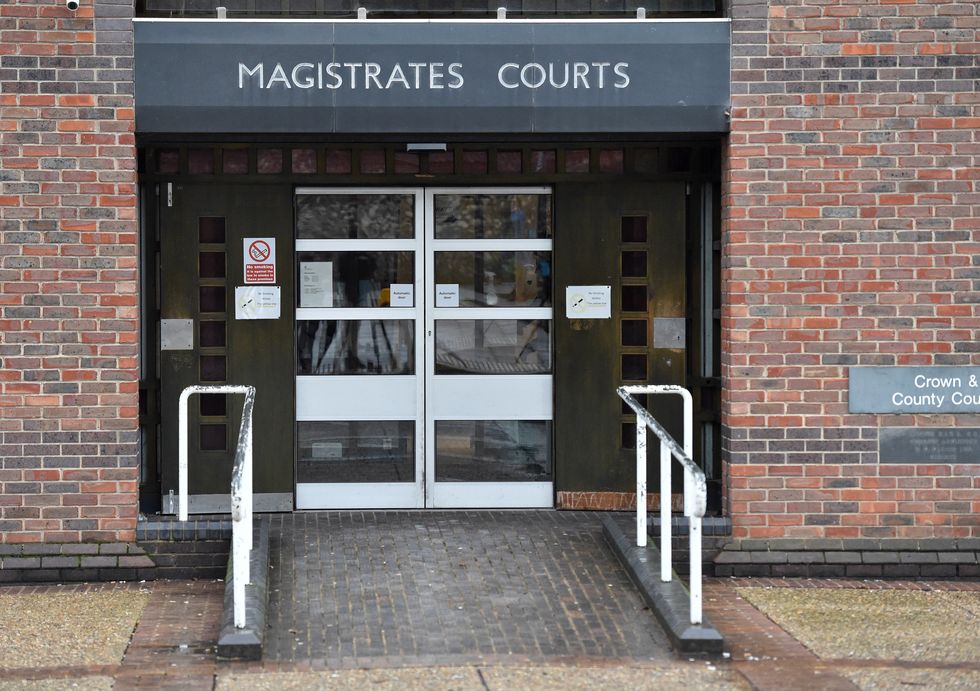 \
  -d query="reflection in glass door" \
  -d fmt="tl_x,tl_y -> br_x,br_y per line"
295,187 -> 553,509
426,189 -> 554,507
295,189 -> 424,508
